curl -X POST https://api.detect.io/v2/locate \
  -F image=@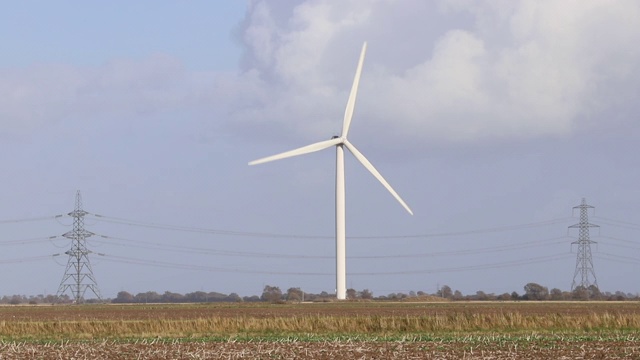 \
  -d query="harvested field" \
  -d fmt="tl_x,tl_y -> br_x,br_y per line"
1,301 -> 639,322
0,302 -> 639,359
1,337 -> 640,359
